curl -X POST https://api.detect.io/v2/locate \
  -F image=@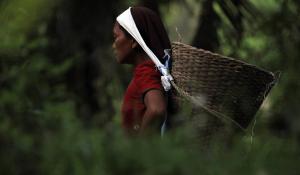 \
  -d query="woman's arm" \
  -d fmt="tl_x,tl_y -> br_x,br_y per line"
140,89 -> 166,134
